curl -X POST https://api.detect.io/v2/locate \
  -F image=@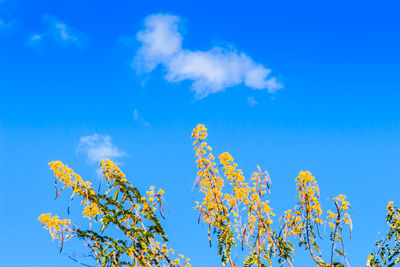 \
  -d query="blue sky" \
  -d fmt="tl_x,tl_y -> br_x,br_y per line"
1,0 -> 400,266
